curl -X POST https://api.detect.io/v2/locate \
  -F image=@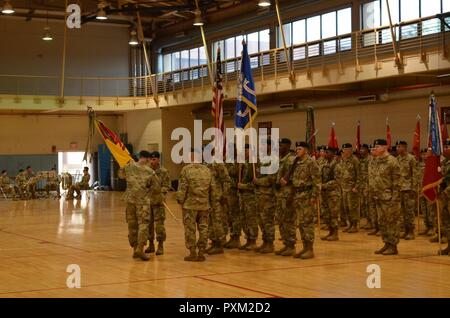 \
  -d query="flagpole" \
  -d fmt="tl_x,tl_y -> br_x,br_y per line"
194,0 -> 214,87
